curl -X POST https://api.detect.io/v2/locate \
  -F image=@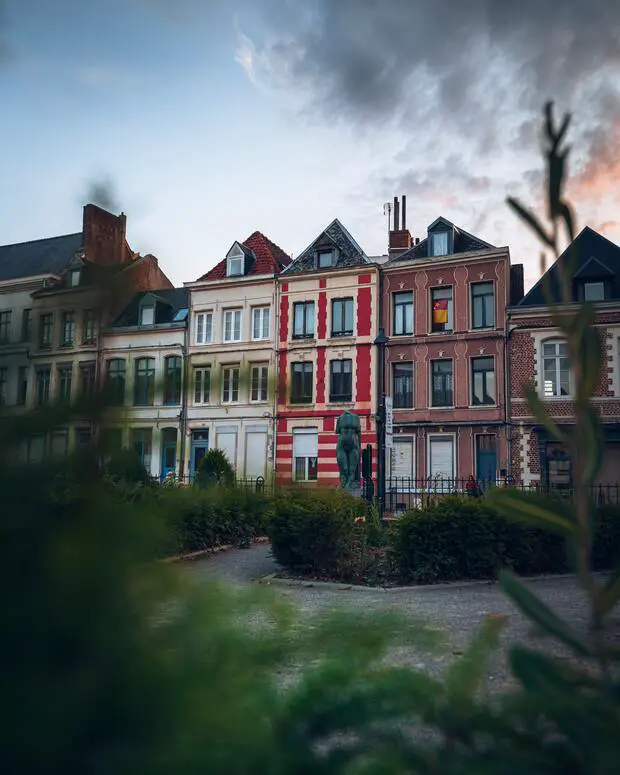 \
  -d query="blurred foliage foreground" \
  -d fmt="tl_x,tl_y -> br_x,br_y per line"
1,104 -> 620,773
